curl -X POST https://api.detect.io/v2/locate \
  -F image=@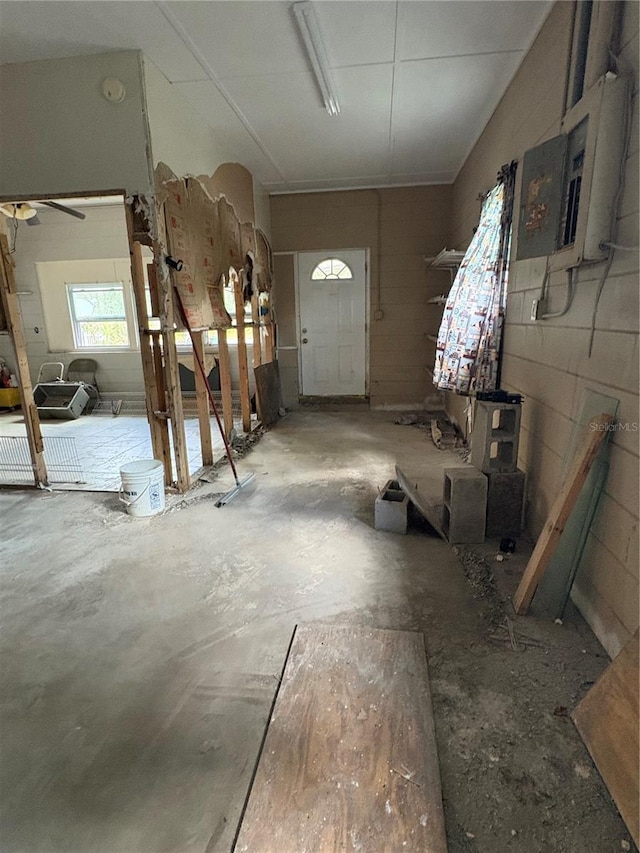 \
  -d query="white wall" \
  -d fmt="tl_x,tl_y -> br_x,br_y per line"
143,57 -> 231,178
0,52 -> 152,200
253,179 -> 272,239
